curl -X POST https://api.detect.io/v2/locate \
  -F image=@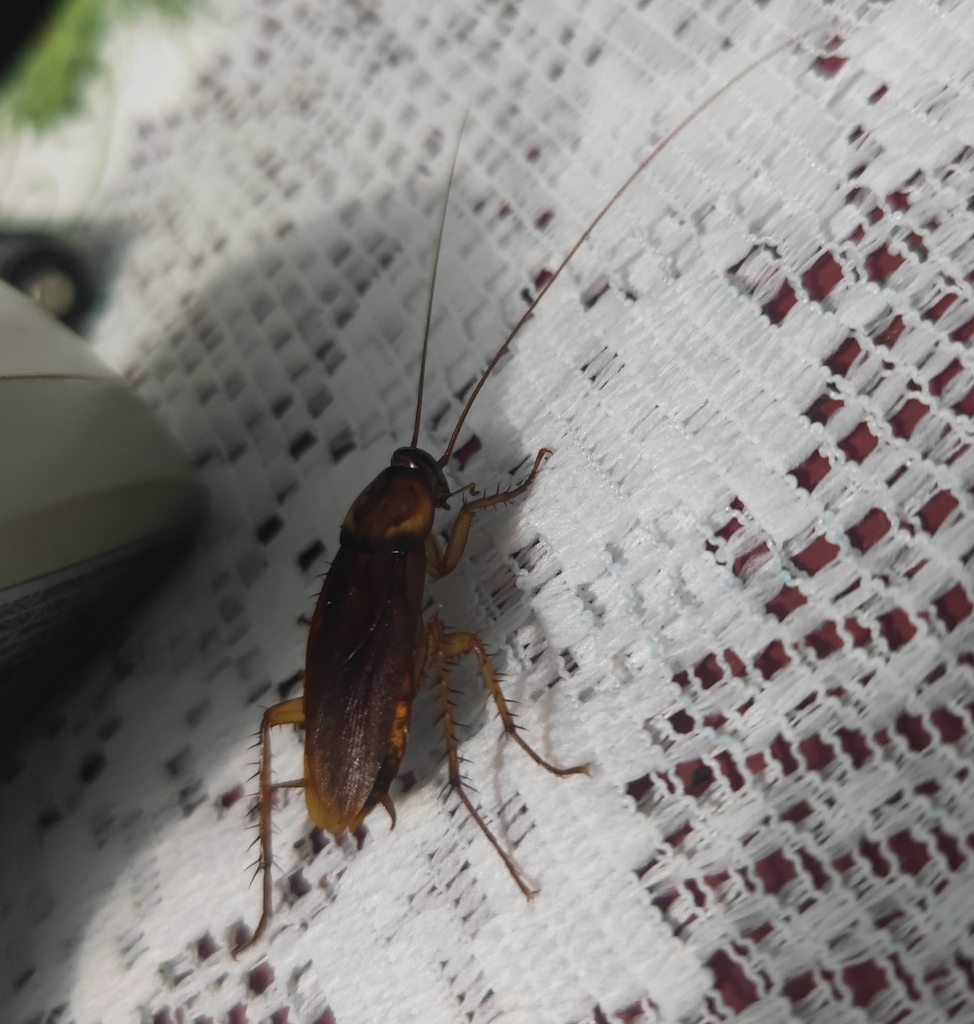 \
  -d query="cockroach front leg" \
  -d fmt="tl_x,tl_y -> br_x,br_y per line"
427,615 -> 588,898
234,696 -> 306,957
426,447 -> 550,579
